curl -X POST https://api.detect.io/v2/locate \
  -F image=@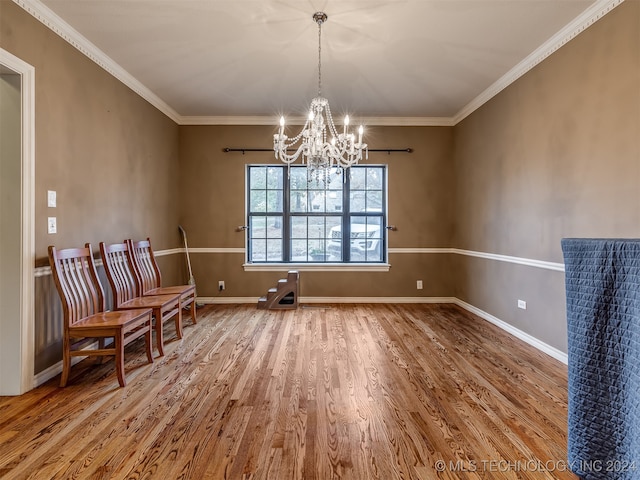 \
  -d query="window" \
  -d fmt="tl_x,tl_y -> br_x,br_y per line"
247,165 -> 387,263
